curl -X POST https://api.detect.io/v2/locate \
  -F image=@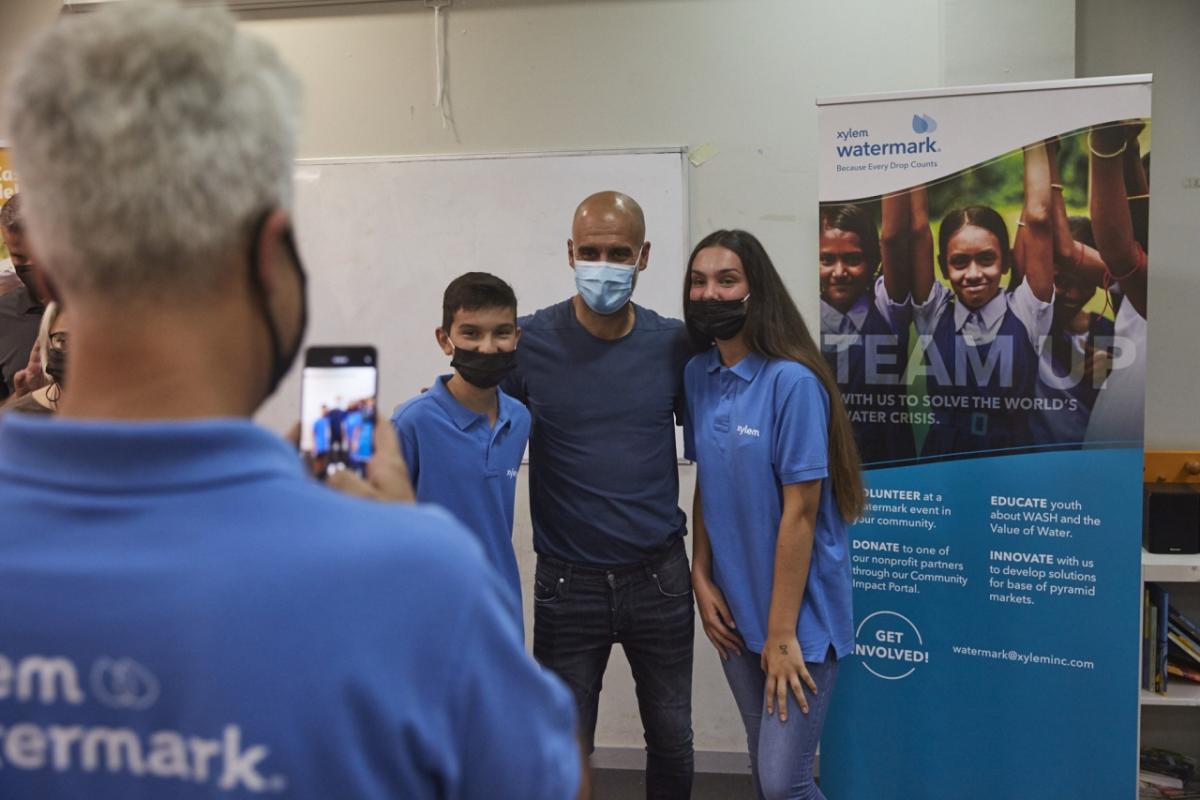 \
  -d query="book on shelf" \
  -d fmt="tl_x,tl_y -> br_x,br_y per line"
1151,606 -> 1160,691
1141,748 -> 1196,784
1139,788 -> 1200,800
1144,588 -> 1153,691
1167,661 -> 1200,684
1170,627 -> 1200,665
1171,639 -> 1200,670
1150,584 -> 1170,693
1170,606 -> 1200,648
1141,770 -> 1184,790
